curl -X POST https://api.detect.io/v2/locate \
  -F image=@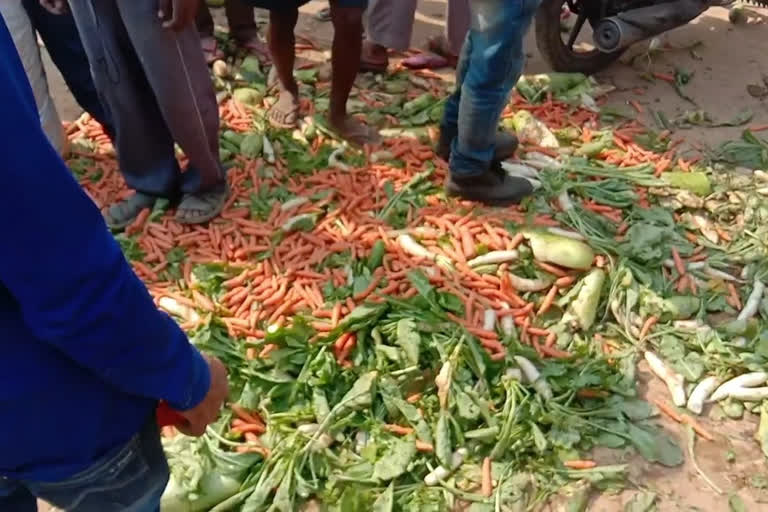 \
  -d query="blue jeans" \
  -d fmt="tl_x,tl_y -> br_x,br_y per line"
0,419 -> 168,512
441,0 -> 540,177
21,0 -> 114,136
